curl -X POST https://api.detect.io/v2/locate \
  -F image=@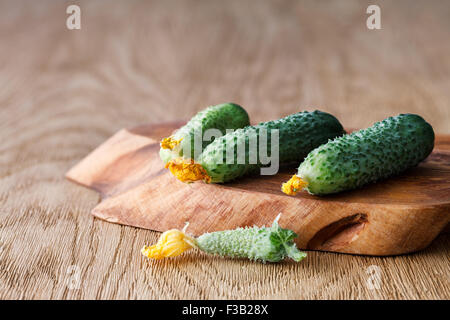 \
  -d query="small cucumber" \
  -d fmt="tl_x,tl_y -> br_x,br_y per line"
166,110 -> 345,183
160,103 -> 250,163
196,216 -> 306,262
141,214 -> 306,263
282,113 -> 435,195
